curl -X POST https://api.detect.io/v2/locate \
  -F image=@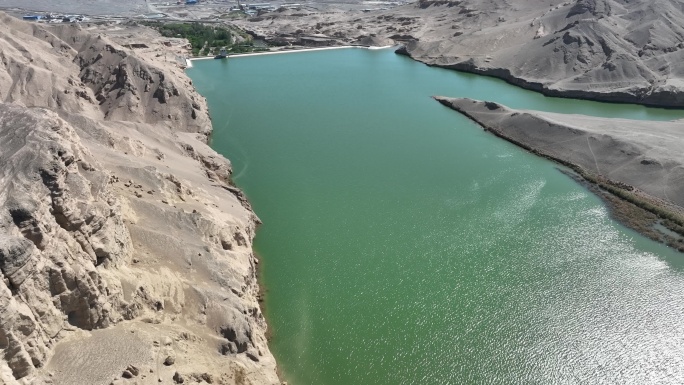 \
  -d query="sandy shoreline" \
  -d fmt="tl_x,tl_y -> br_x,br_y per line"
186,44 -> 395,66
434,96 -> 684,252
